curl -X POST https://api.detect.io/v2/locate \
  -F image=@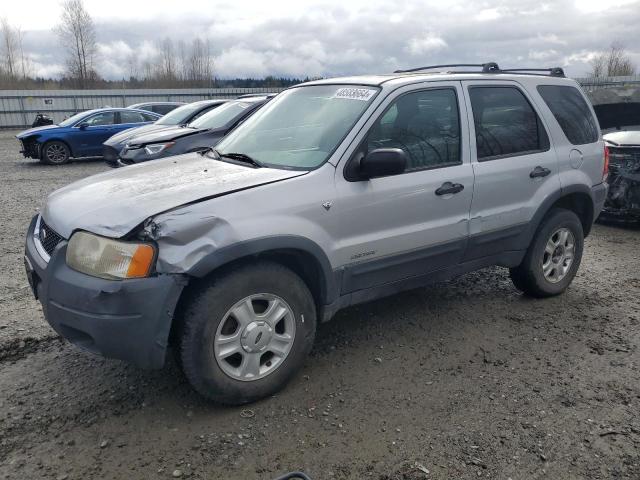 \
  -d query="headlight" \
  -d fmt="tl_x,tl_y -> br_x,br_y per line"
144,142 -> 175,155
66,231 -> 156,280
